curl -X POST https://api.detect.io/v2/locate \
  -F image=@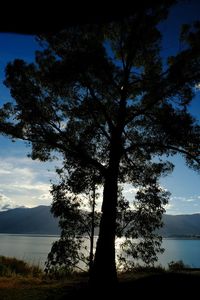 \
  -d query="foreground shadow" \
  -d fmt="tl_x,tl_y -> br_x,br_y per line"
61,272 -> 200,299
